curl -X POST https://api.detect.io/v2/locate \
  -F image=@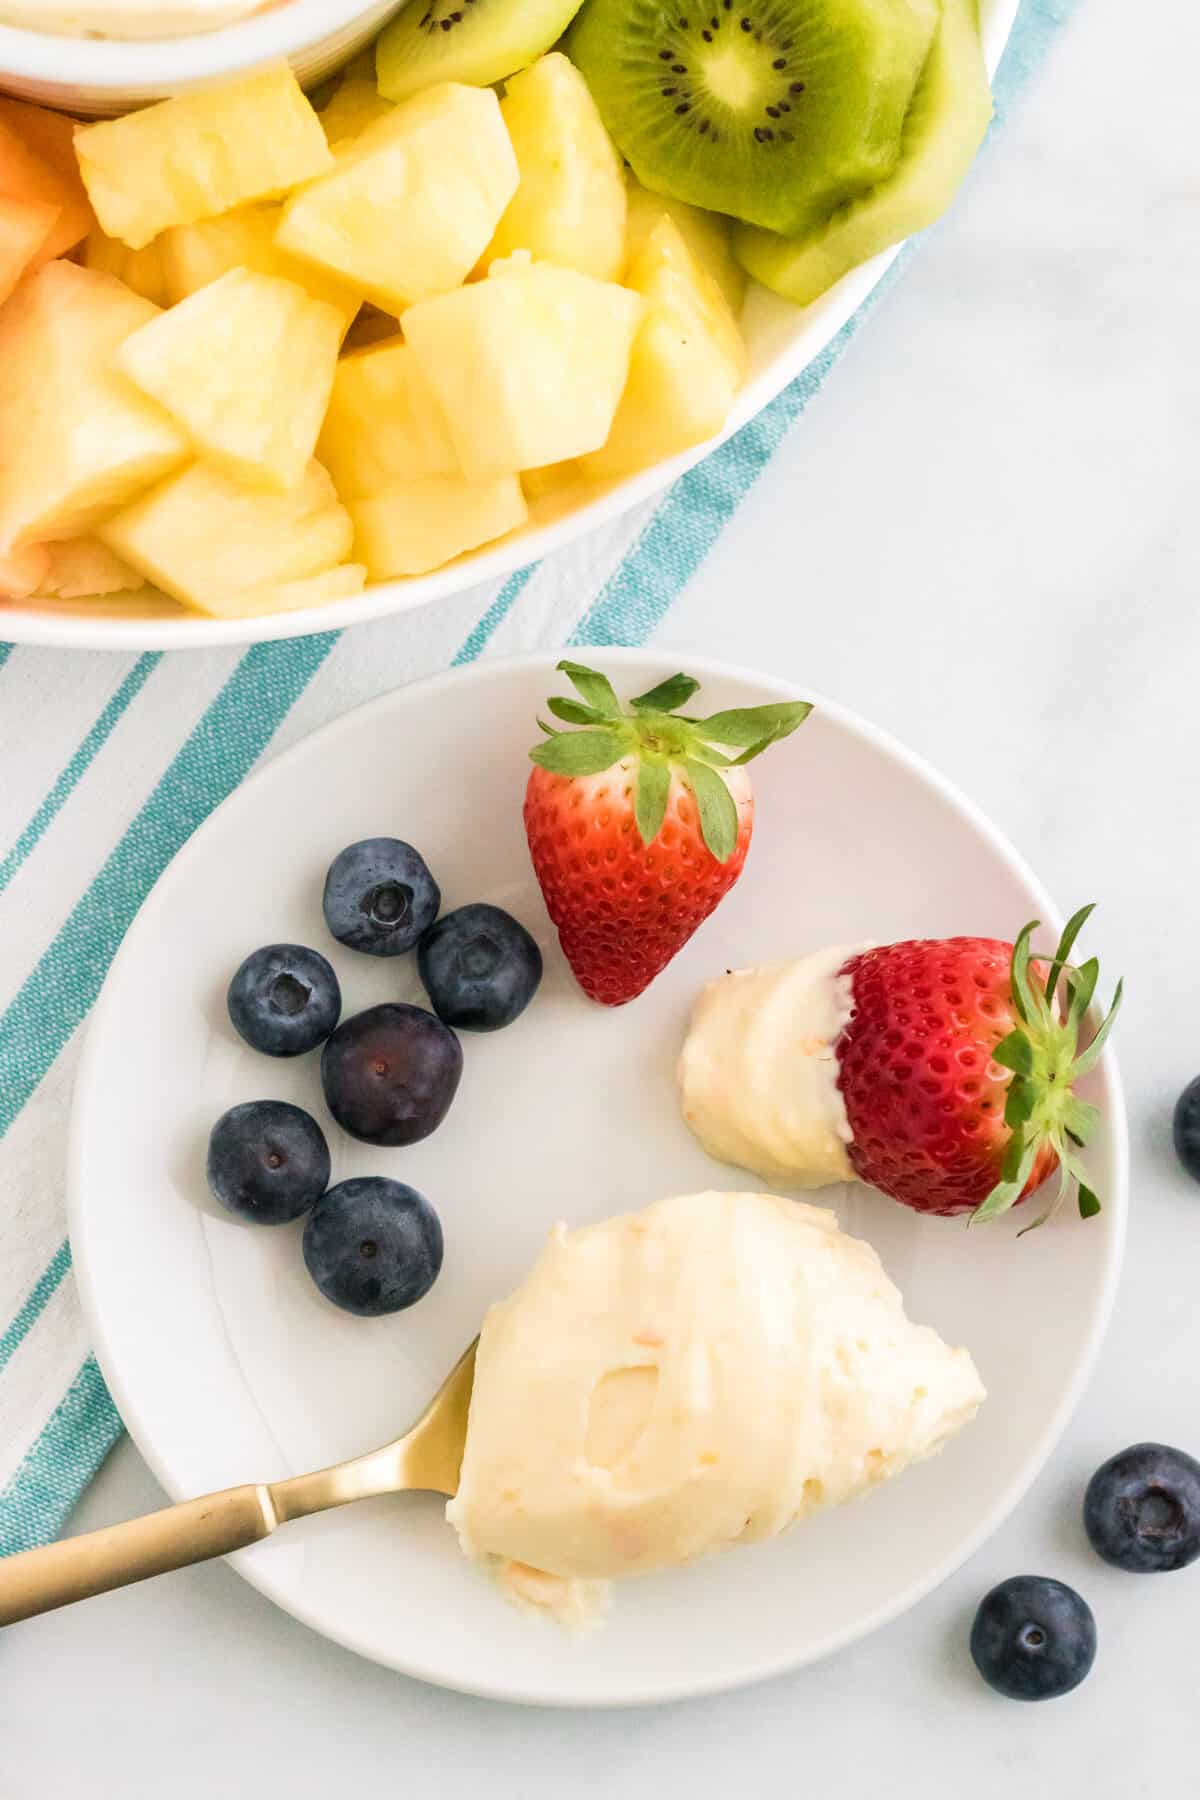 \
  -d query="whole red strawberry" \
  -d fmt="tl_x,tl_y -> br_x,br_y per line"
524,661 -> 811,1005
836,908 -> 1122,1227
